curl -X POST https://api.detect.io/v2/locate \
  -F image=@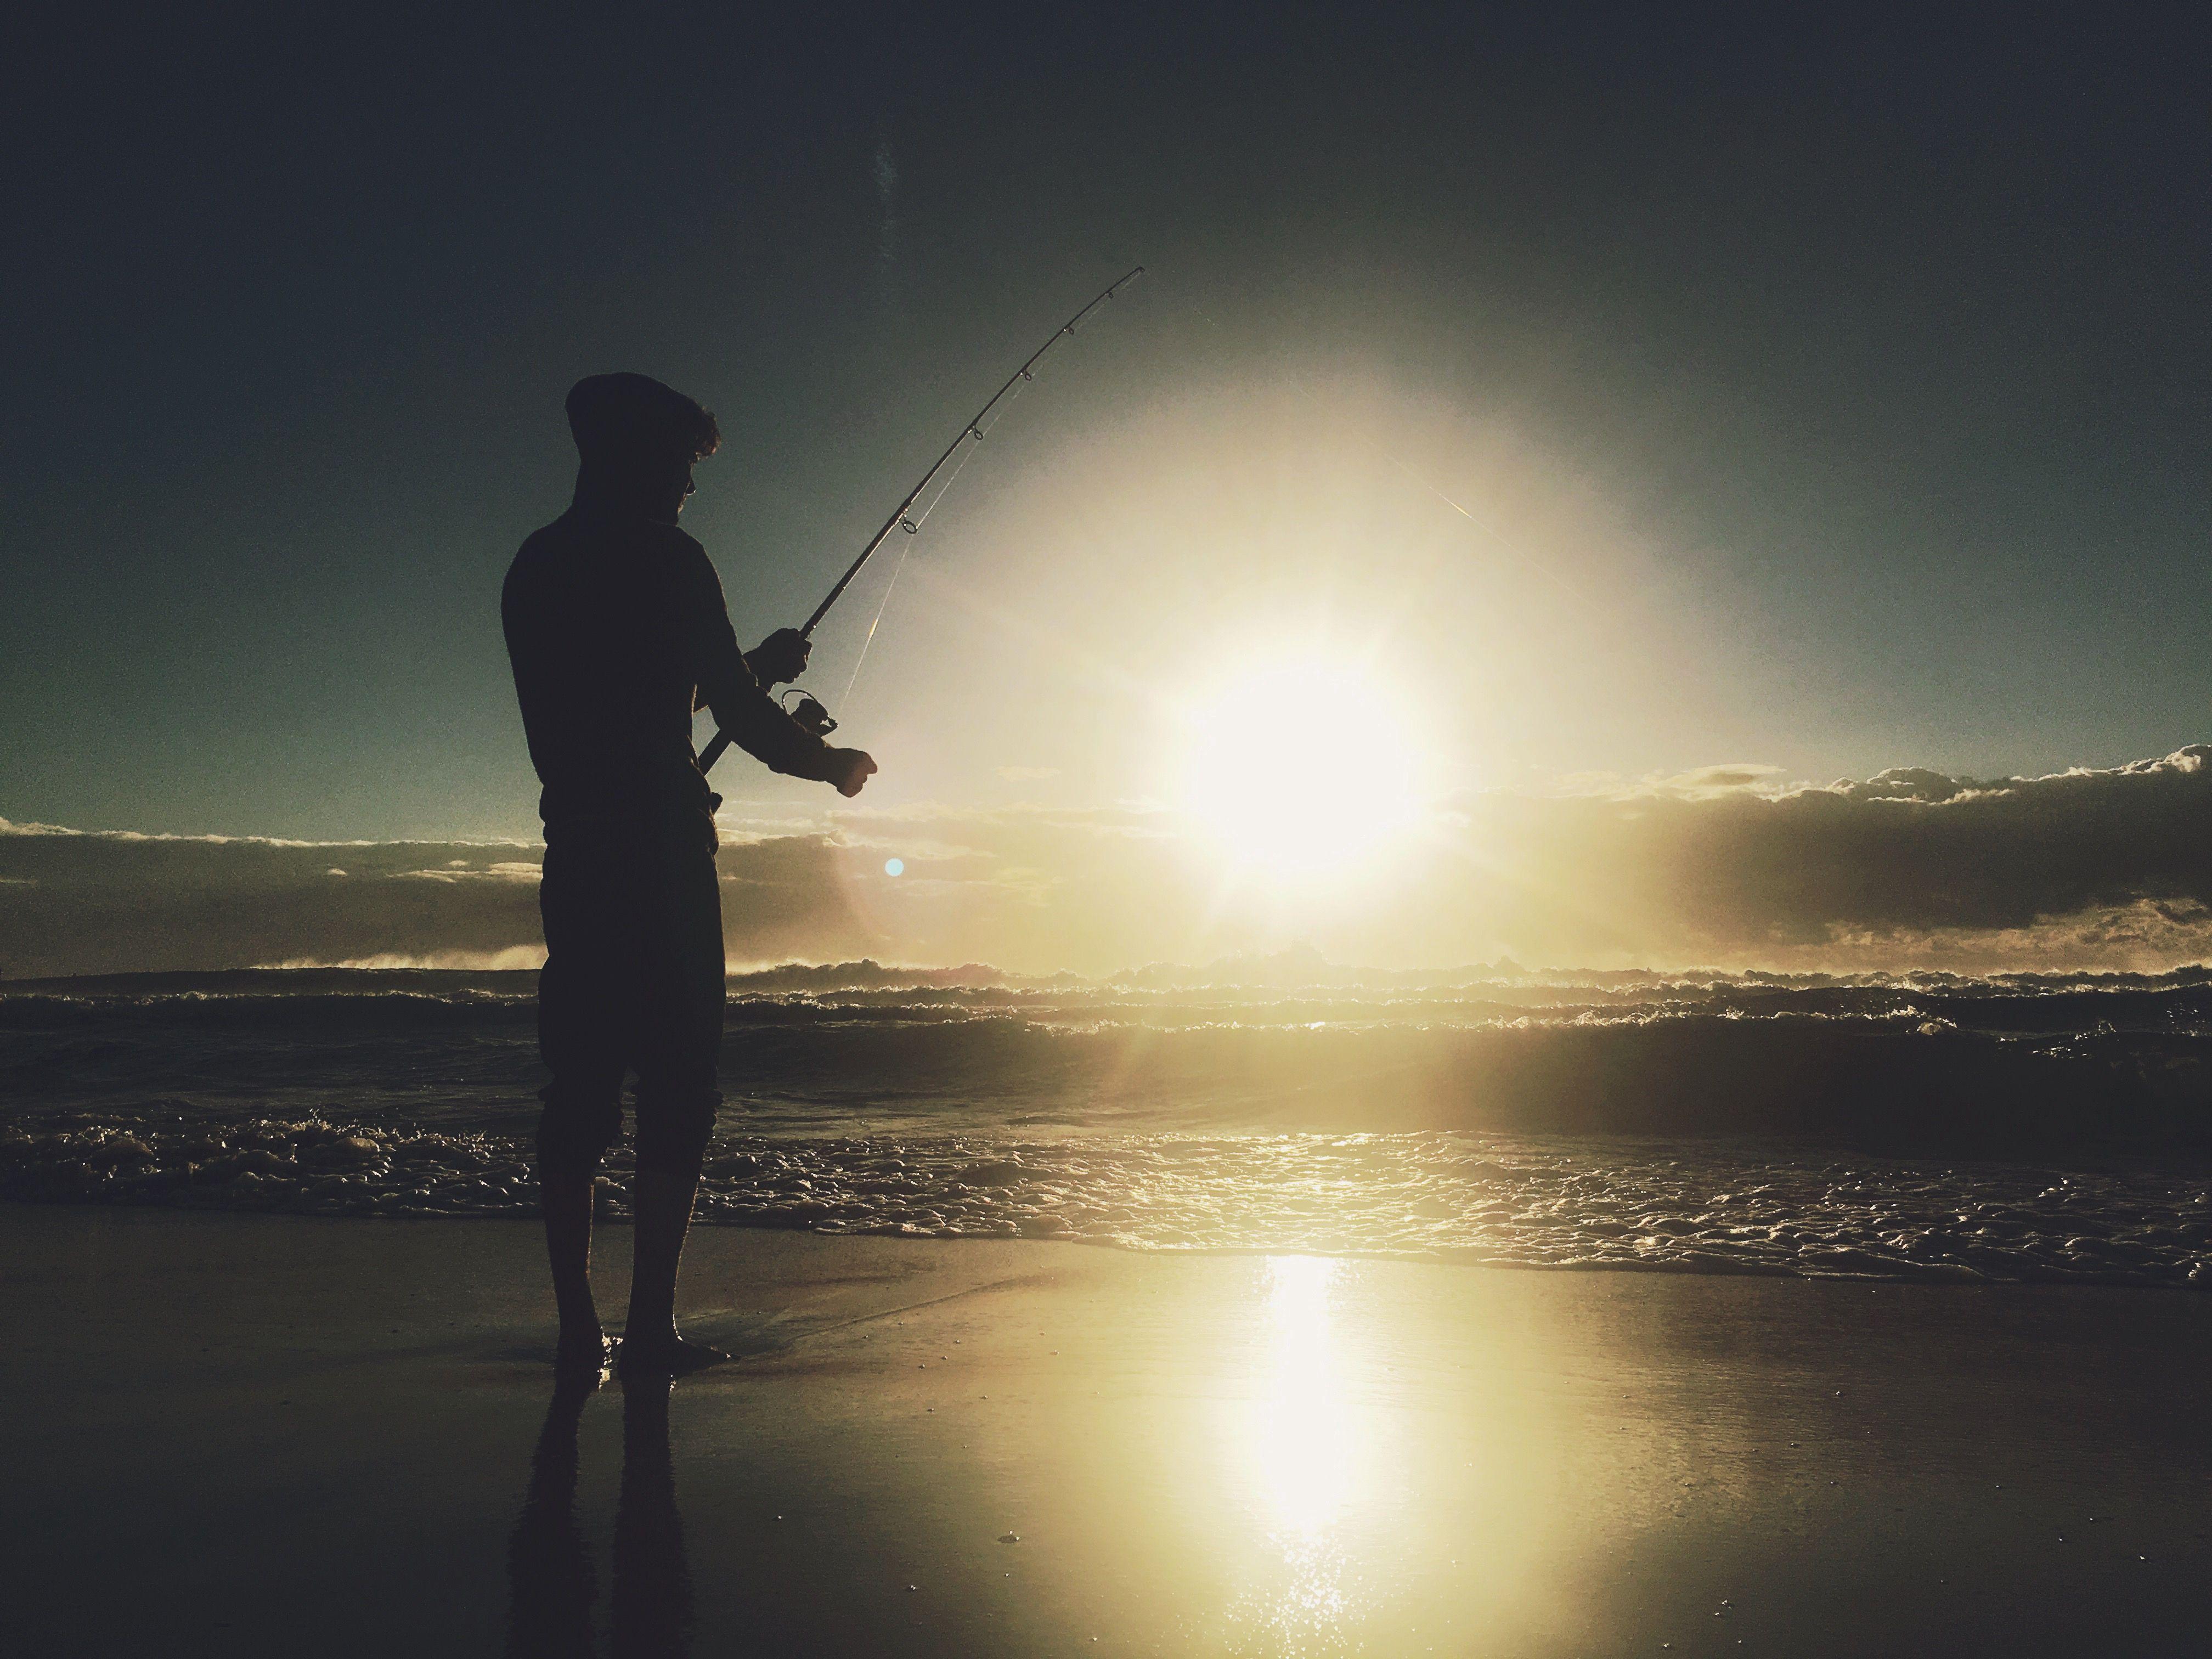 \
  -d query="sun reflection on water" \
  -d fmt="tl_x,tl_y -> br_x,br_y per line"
1250,1256 -> 1361,1535
1228,1254 -> 1372,1652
